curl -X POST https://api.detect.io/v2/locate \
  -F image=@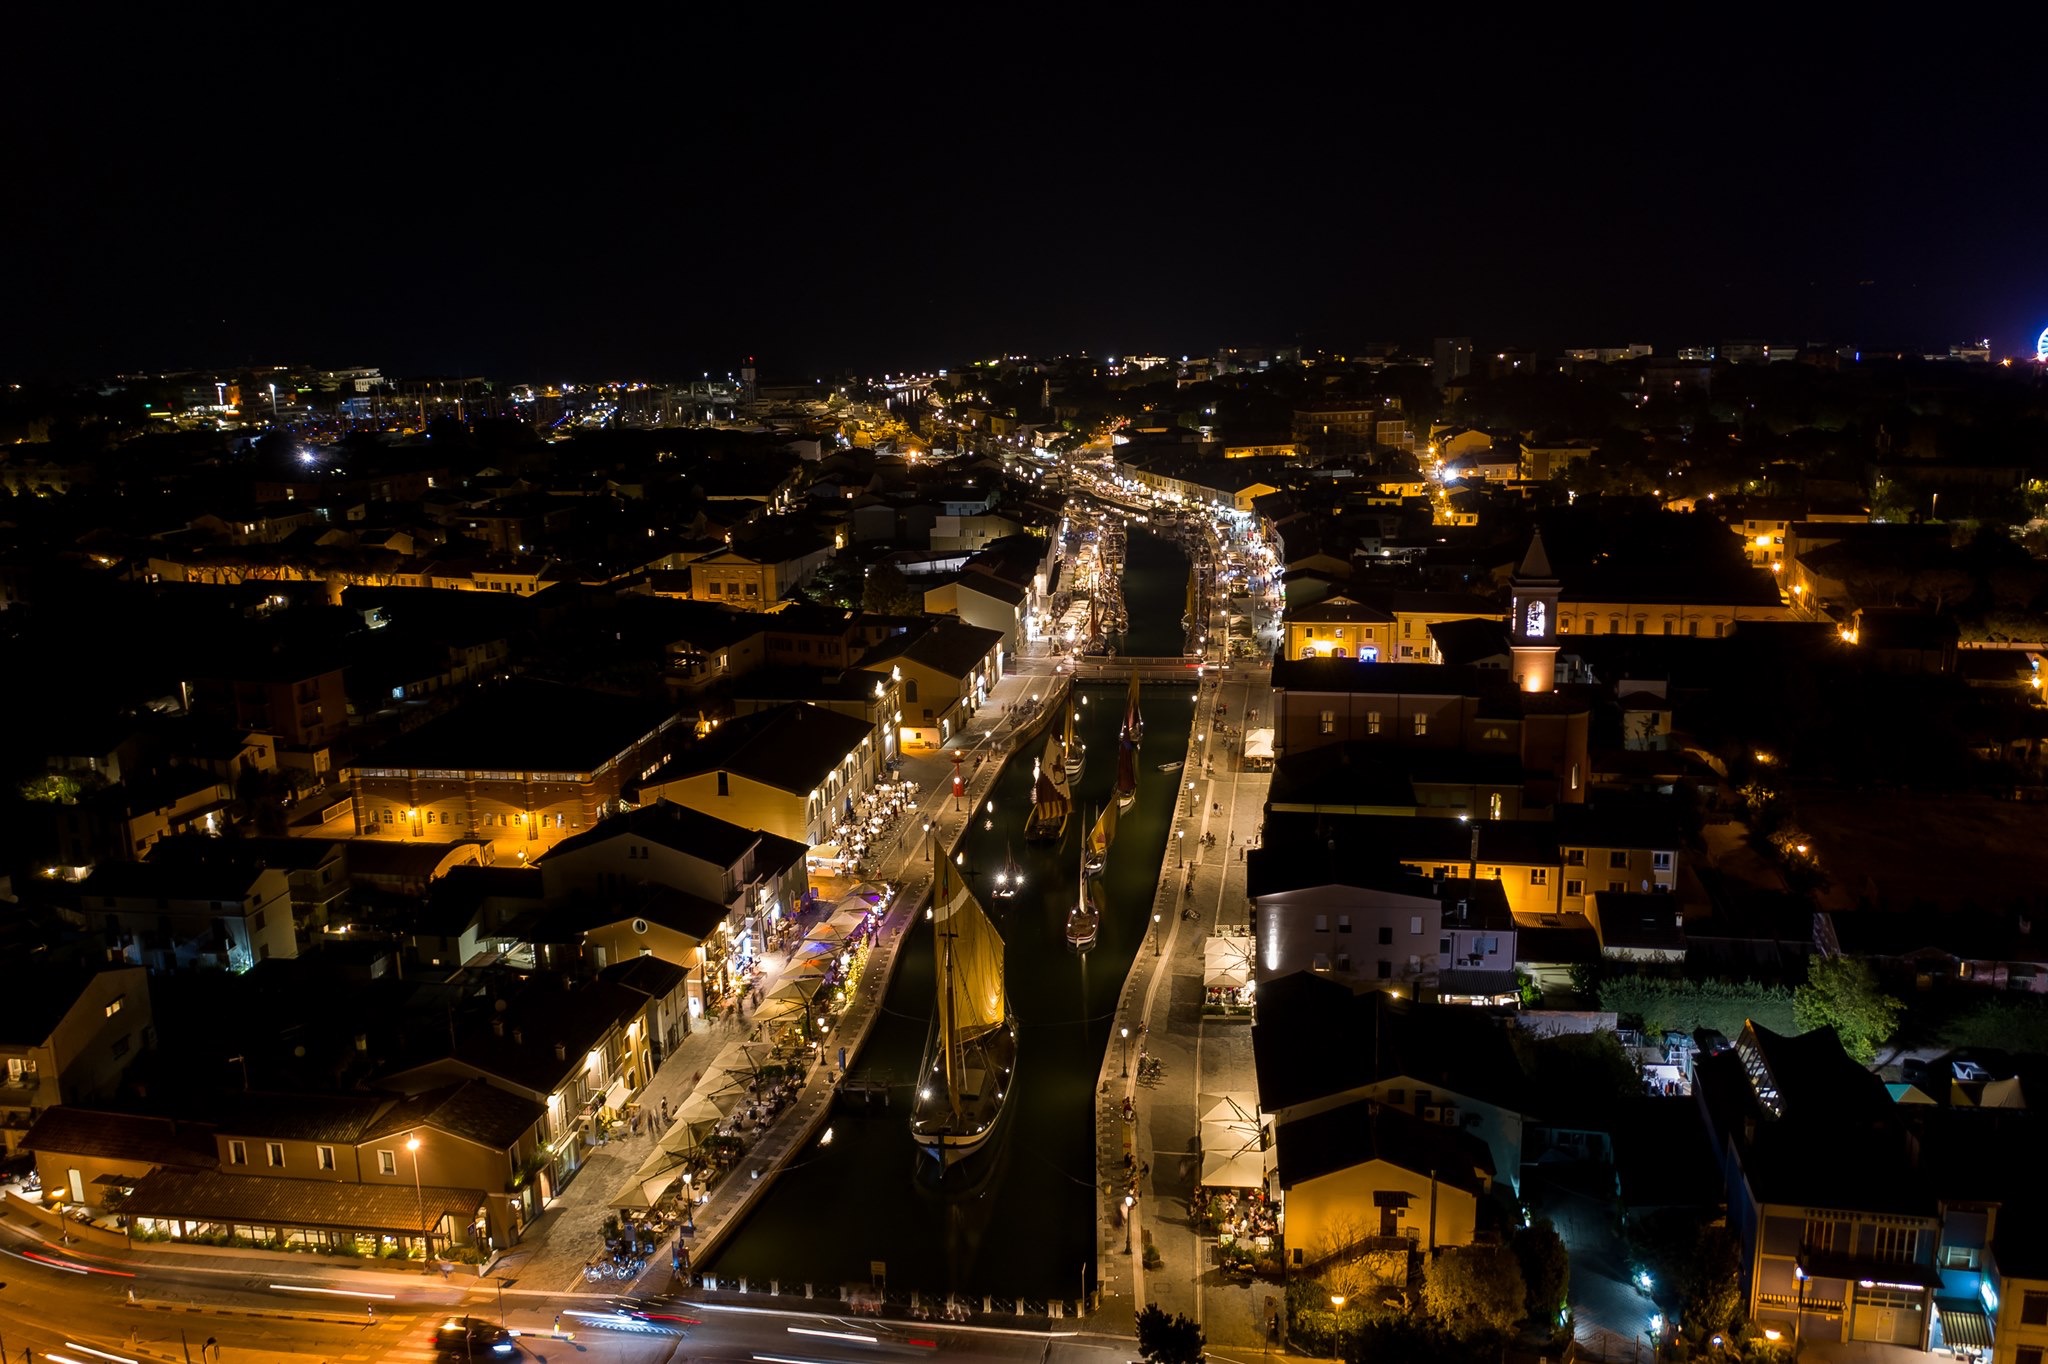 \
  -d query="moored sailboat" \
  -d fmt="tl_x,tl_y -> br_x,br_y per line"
1065,838 -> 1099,952
992,842 -> 1024,899
1024,735 -> 1073,842
911,858 -> 1017,1169
1085,799 -> 1117,878
1062,697 -> 1086,783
